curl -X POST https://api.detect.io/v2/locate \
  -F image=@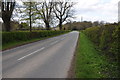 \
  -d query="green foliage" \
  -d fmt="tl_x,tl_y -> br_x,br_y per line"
20,22 -> 29,29
84,26 -> 101,46
2,31 -> 69,46
75,32 -> 109,78
99,25 -> 115,51
83,25 -> 117,58
109,25 -> 120,60
82,24 -> 119,78
19,2 -> 38,28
